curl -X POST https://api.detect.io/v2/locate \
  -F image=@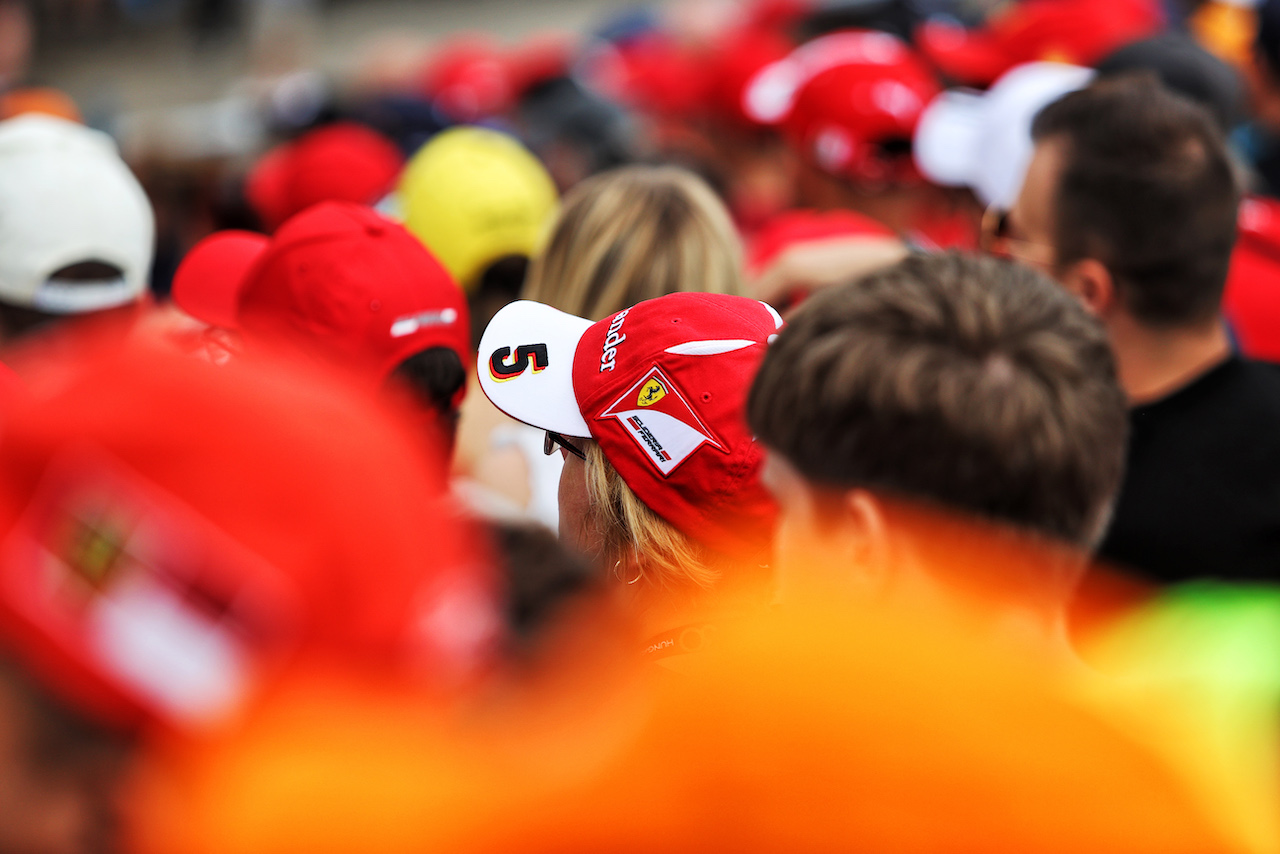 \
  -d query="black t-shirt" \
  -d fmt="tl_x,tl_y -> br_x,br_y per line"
1097,357 -> 1280,584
